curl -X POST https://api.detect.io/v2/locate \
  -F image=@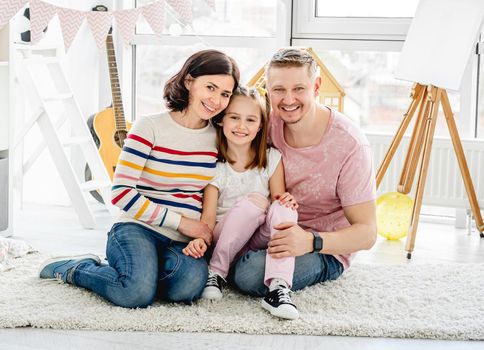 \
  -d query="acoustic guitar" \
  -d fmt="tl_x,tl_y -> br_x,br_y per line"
85,5 -> 131,202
